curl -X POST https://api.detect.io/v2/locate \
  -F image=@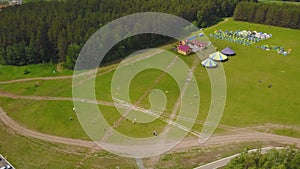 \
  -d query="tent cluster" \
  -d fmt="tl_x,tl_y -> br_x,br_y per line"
201,47 -> 235,68
177,35 -> 210,55
209,29 -> 272,46
257,45 -> 292,56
